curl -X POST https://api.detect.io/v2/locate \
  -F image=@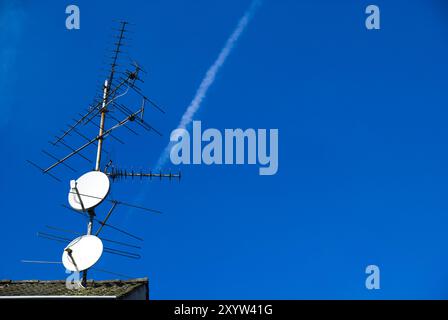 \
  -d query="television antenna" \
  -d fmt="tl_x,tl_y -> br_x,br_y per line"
25,21 -> 180,286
